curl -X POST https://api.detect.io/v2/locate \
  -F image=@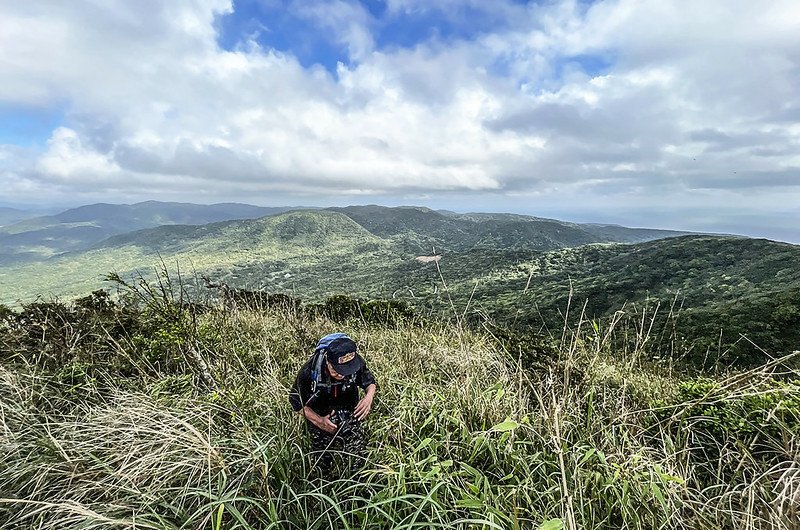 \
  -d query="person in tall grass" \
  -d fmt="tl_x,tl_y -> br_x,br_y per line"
289,333 -> 377,476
